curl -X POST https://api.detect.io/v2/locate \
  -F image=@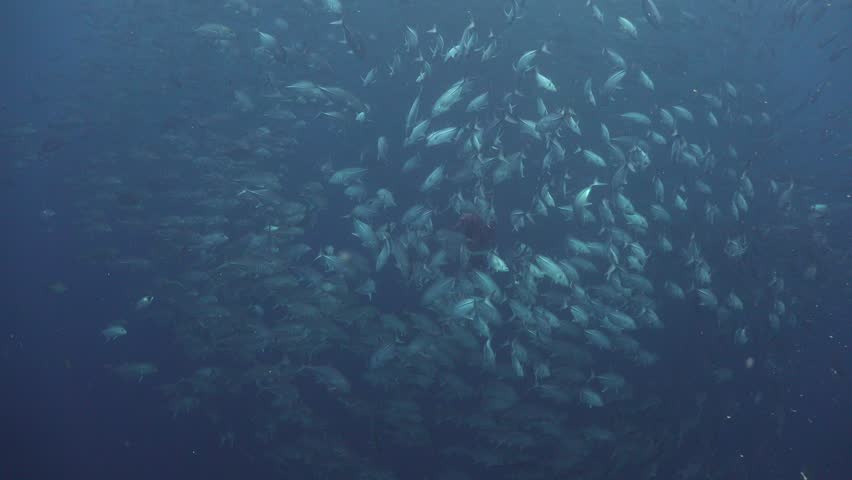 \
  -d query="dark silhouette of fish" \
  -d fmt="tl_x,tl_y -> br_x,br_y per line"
818,31 -> 840,49
829,45 -> 848,63
40,136 -> 65,155
331,19 -> 366,61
